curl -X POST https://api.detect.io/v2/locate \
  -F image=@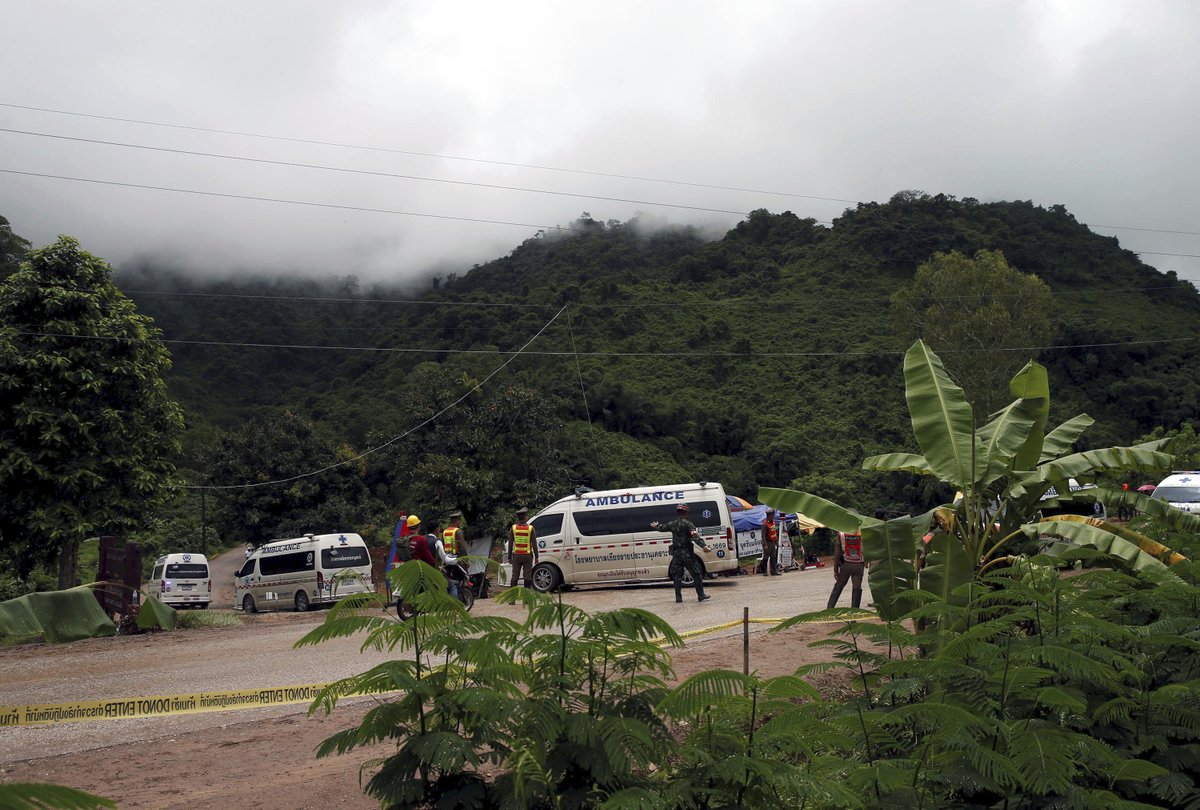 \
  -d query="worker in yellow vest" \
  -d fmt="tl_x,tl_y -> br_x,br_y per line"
508,506 -> 539,588
441,512 -> 466,599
